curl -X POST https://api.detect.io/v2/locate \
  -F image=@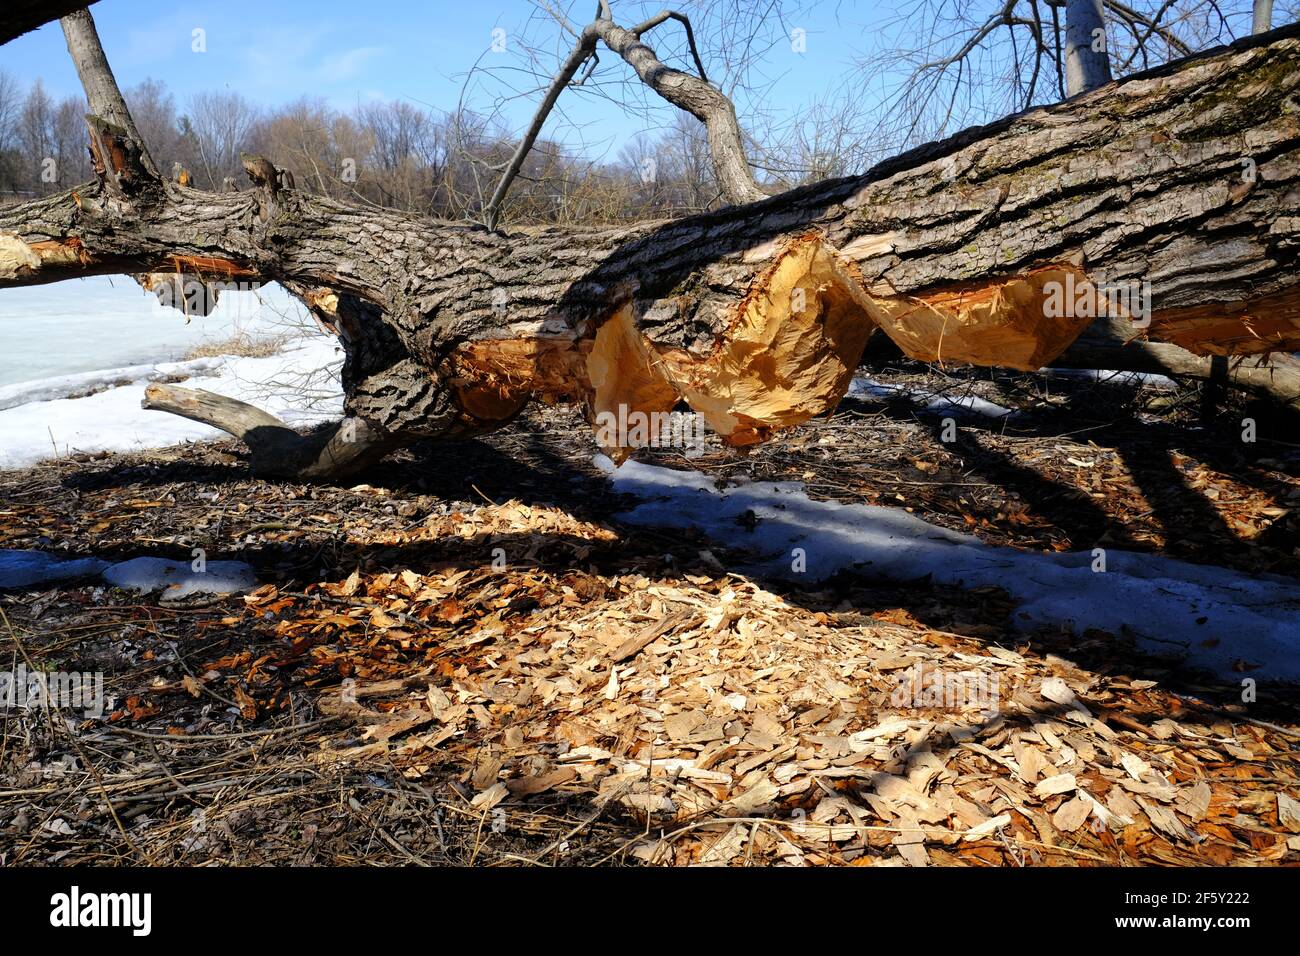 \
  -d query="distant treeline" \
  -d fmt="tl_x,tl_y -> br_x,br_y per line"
0,71 -> 764,225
